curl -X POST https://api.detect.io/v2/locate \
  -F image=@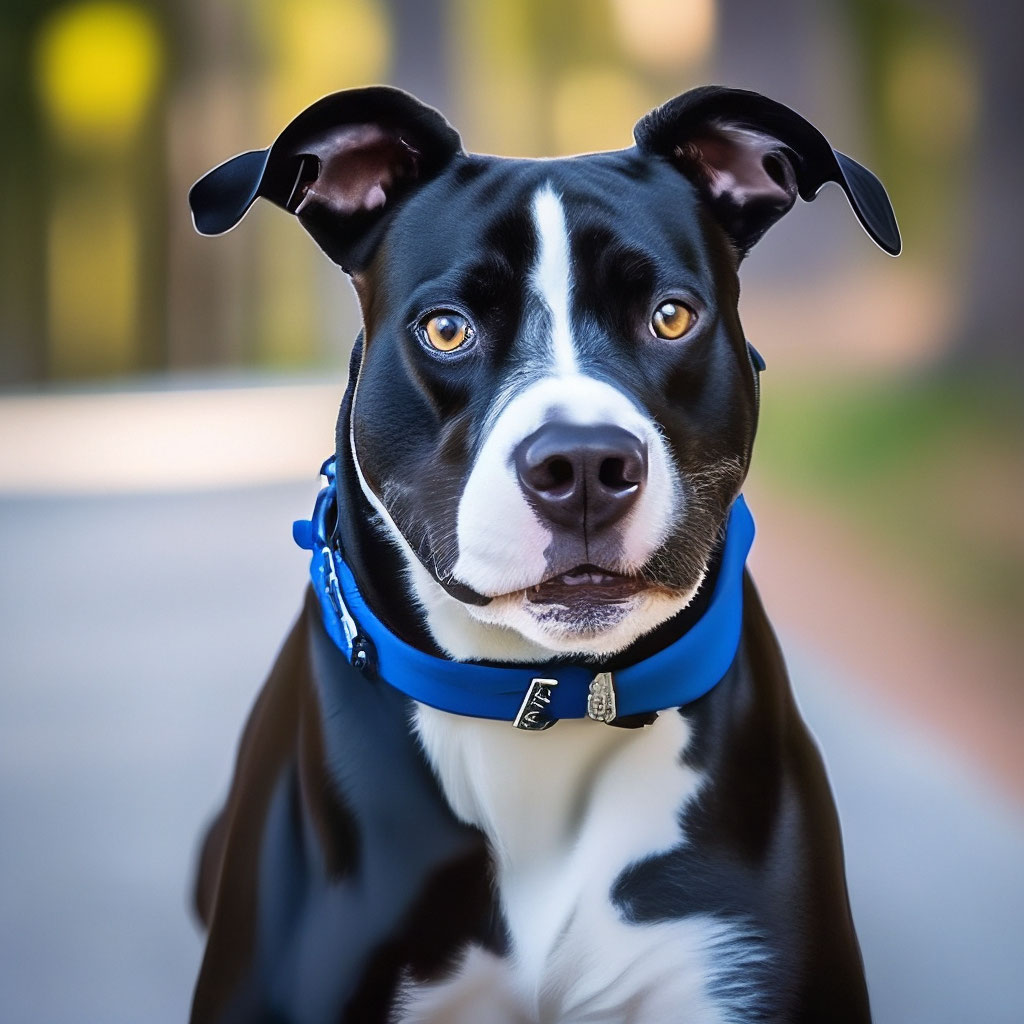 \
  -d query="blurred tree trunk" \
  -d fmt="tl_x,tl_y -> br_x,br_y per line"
0,1 -> 60,382
163,0 -> 258,371
842,0 -> 1021,383
383,0 -> 451,113
950,0 -> 1024,380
